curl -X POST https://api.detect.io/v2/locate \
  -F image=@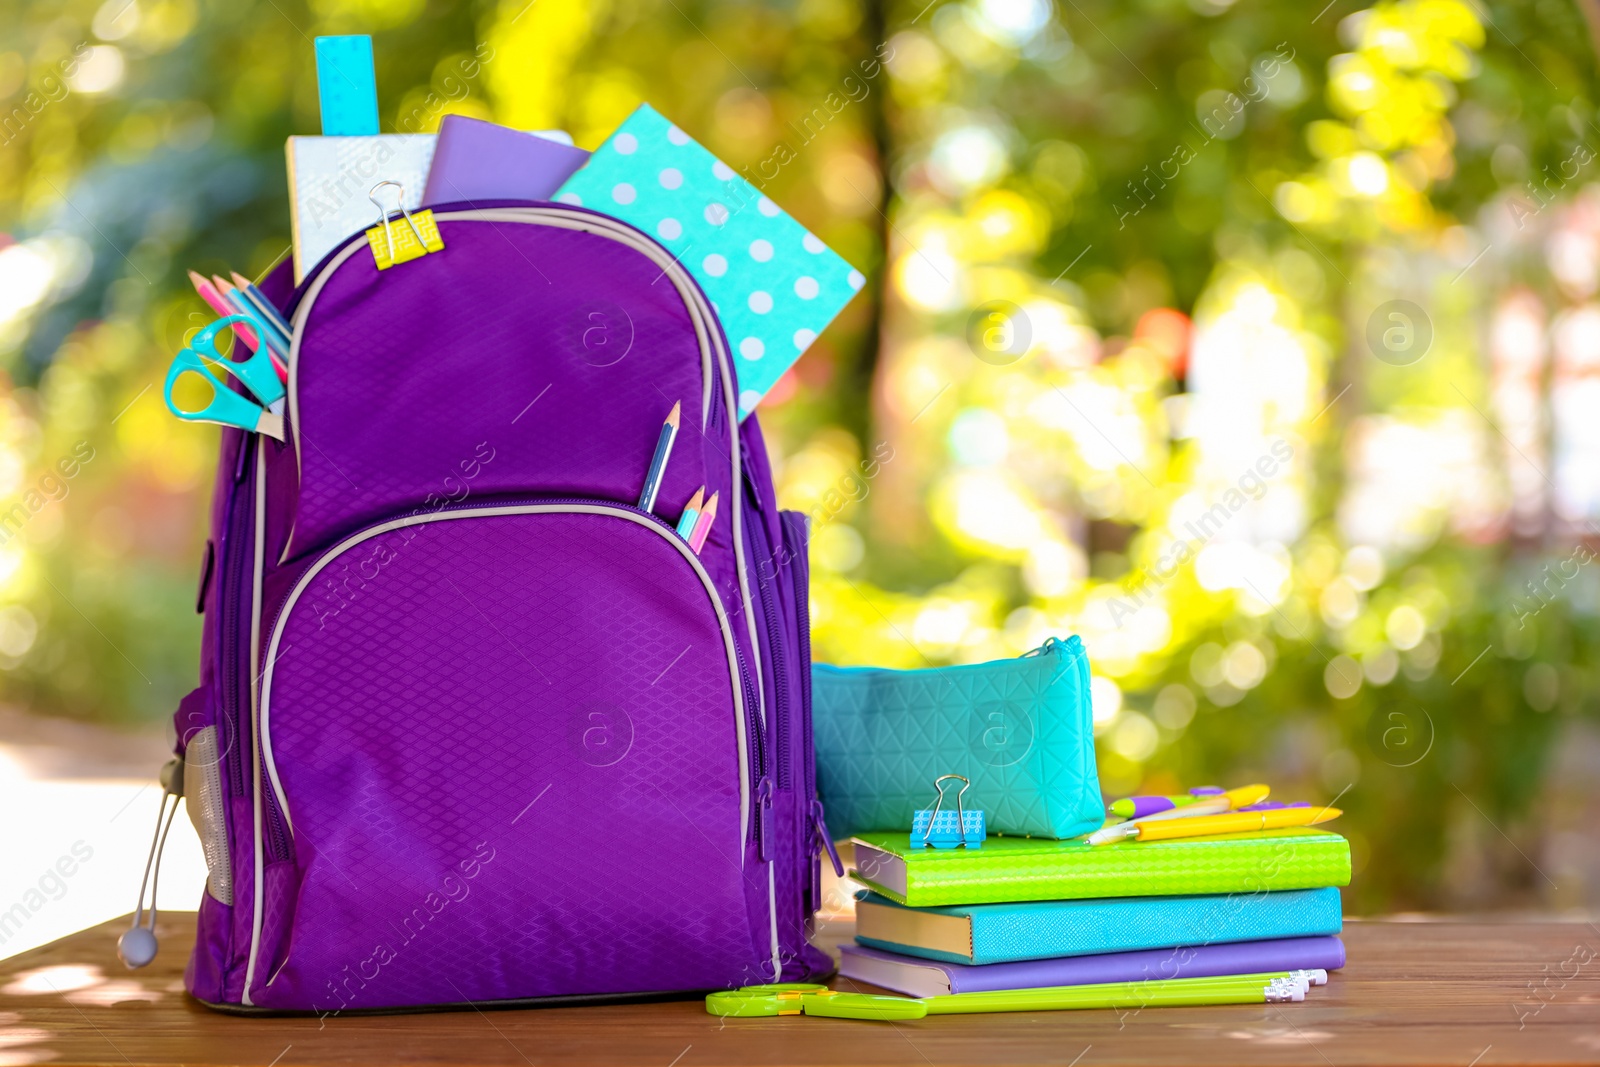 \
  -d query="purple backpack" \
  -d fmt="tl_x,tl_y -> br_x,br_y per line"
145,203 -> 834,1012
